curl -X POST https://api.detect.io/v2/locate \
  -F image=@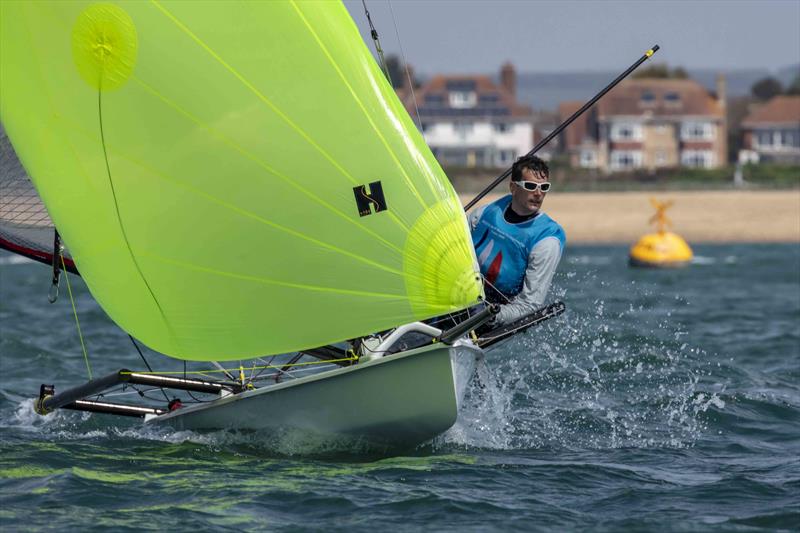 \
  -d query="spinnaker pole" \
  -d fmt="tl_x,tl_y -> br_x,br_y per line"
464,45 -> 660,212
